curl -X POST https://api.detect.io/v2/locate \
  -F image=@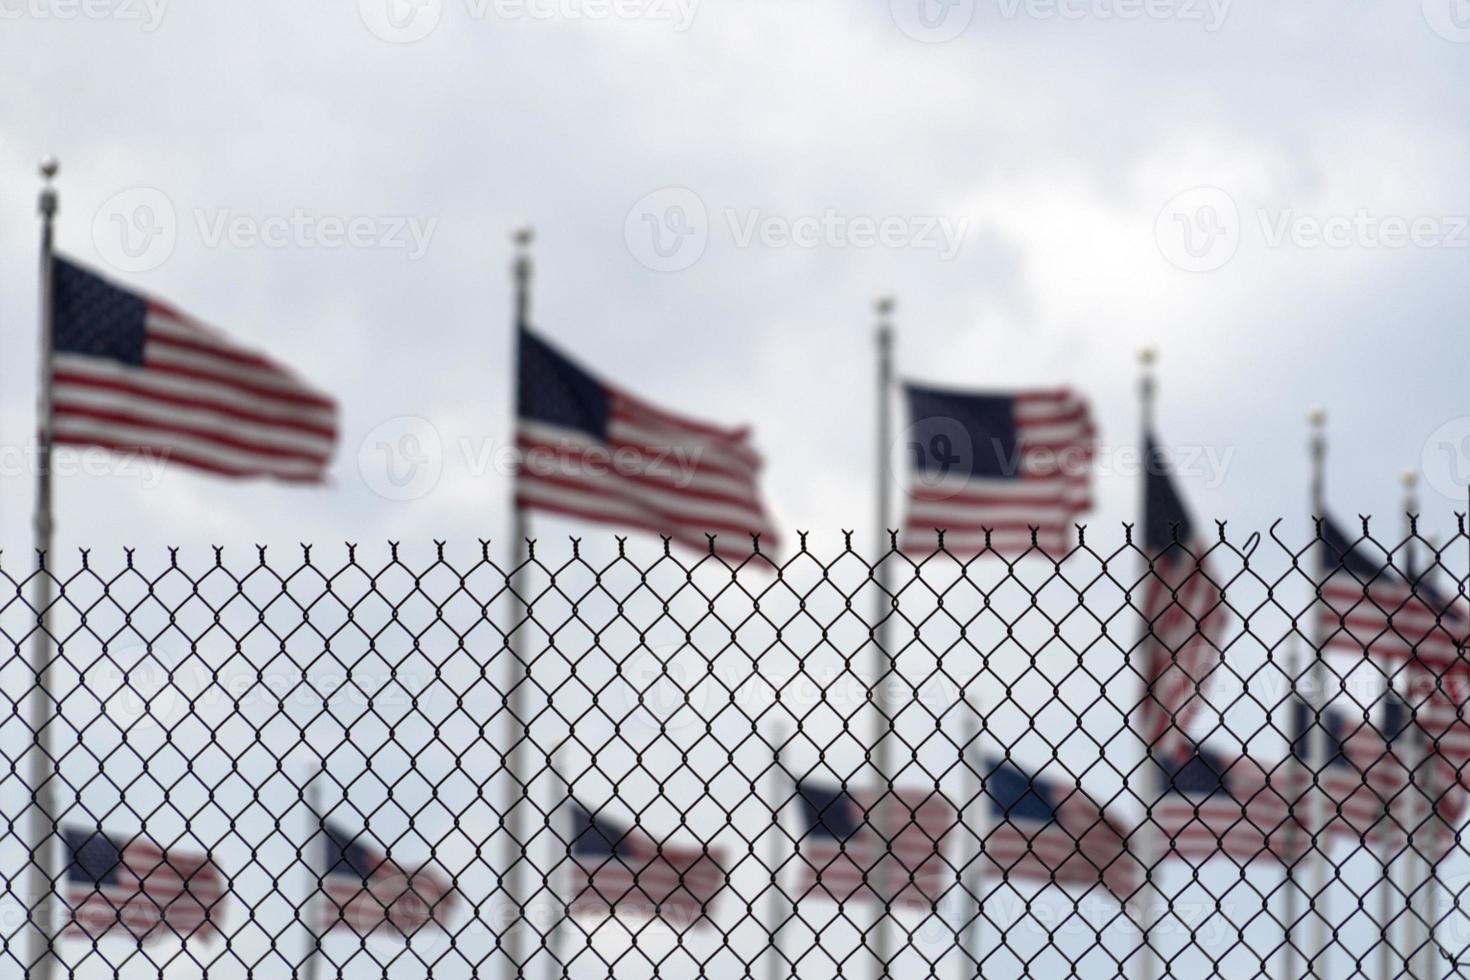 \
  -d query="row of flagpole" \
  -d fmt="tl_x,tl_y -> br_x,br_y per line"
20,162 -> 1461,978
